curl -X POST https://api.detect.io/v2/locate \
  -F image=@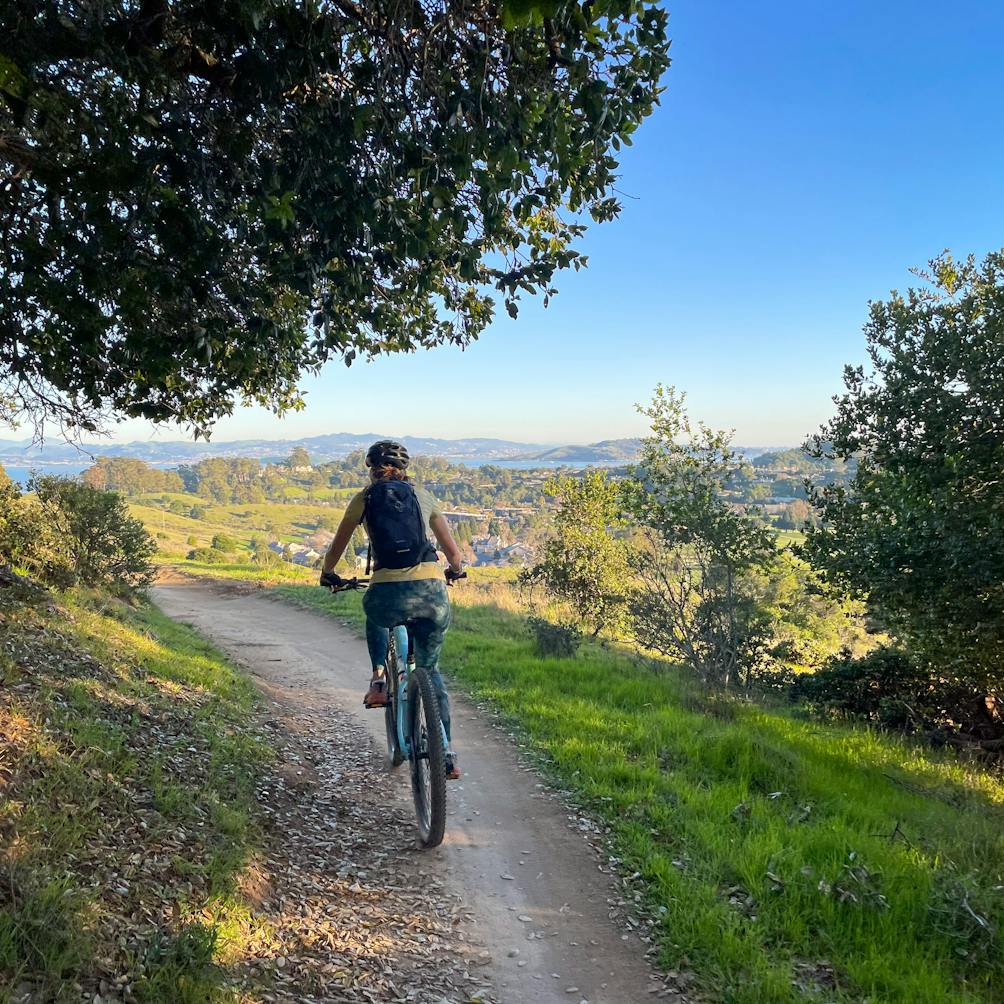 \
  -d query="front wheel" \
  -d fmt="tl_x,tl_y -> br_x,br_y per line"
407,666 -> 447,848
